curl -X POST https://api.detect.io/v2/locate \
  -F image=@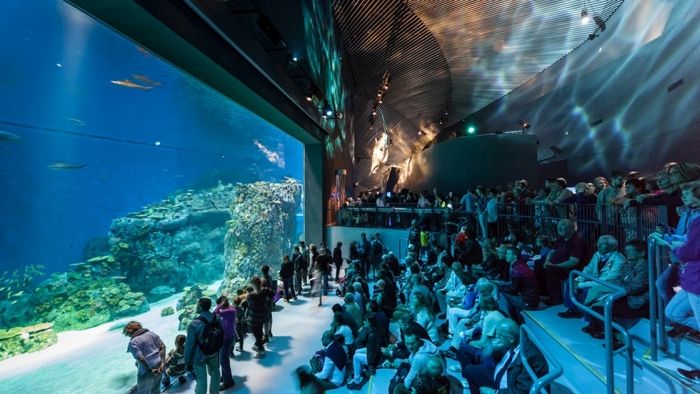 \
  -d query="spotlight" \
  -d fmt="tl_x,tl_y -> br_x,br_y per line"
518,120 -> 531,131
378,98 -> 383,104
418,130 -> 423,136
467,125 -> 476,134
581,9 -> 590,25
305,84 -> 319,102
593,15 -> 606,31
383,84 -> 389,91
323,101 -> 333,117
377,91 -> 382,97
335,112 -> 343,119
372,109 -> 377,116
